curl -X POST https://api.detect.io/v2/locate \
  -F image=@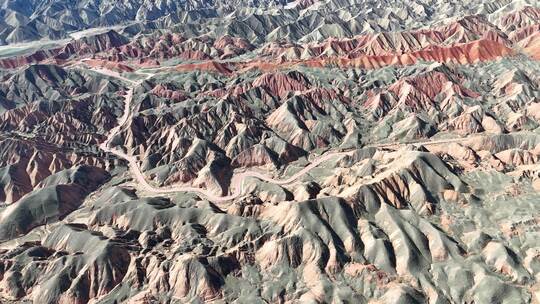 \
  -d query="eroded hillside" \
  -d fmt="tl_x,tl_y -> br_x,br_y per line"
0,0 -> 539,303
